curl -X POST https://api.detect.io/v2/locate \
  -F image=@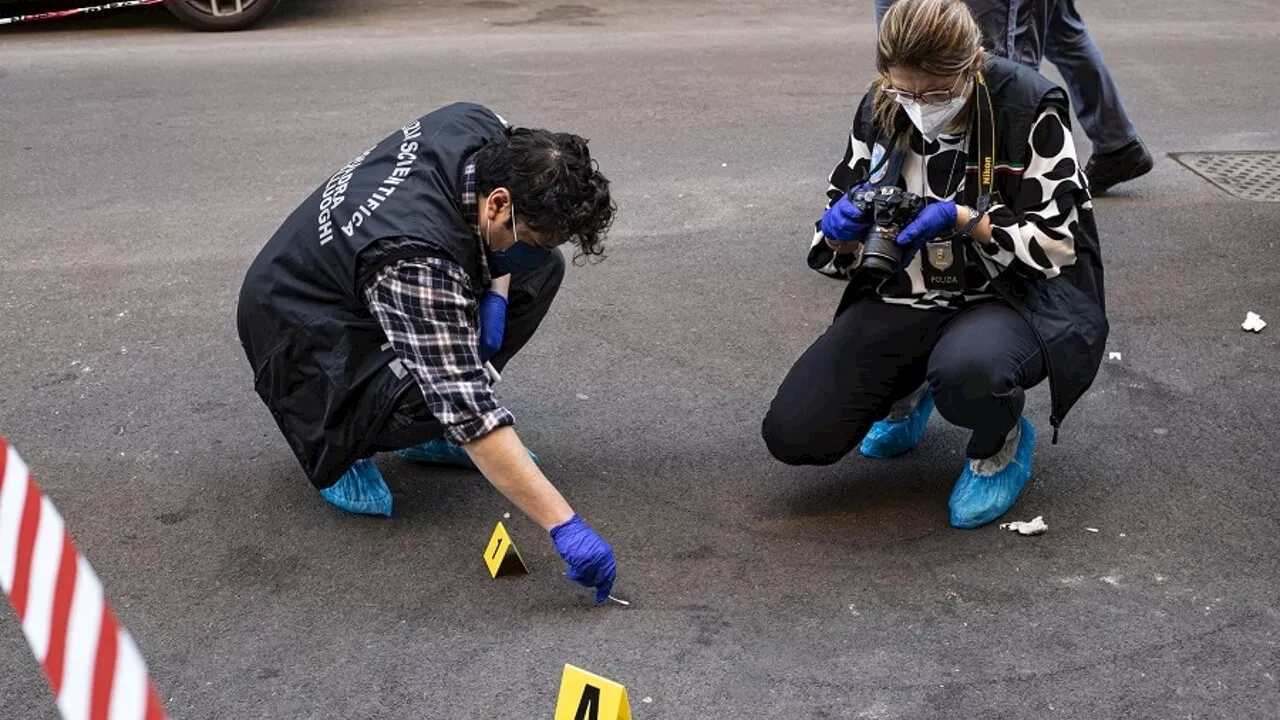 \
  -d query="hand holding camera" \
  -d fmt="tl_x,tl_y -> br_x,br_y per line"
844,185 -> 928,282
820,183 -> 875,245
894,200 -> 958,267
829,183 -> 966,289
